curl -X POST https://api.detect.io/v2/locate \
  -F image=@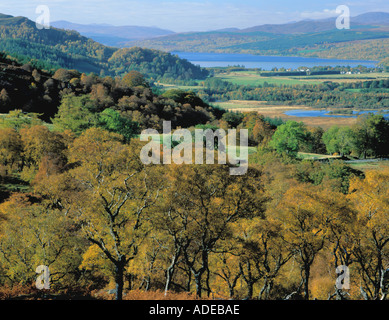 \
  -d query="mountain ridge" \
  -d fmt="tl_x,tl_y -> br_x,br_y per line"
51,20 -> 175,47
128,12 -> 389,62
